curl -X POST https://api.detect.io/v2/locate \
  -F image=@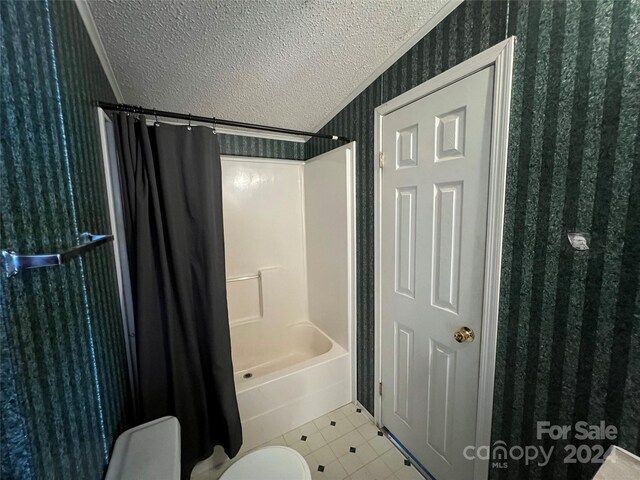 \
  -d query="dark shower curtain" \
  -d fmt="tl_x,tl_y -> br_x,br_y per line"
111,113 -> 242,478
